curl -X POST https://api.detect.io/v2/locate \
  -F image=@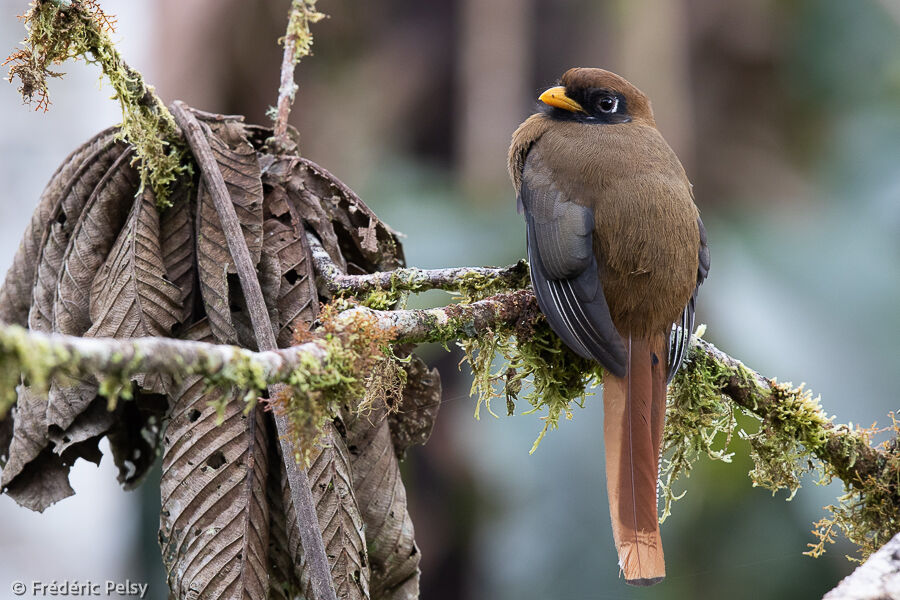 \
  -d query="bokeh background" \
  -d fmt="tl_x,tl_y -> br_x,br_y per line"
1,0 -> 899,598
